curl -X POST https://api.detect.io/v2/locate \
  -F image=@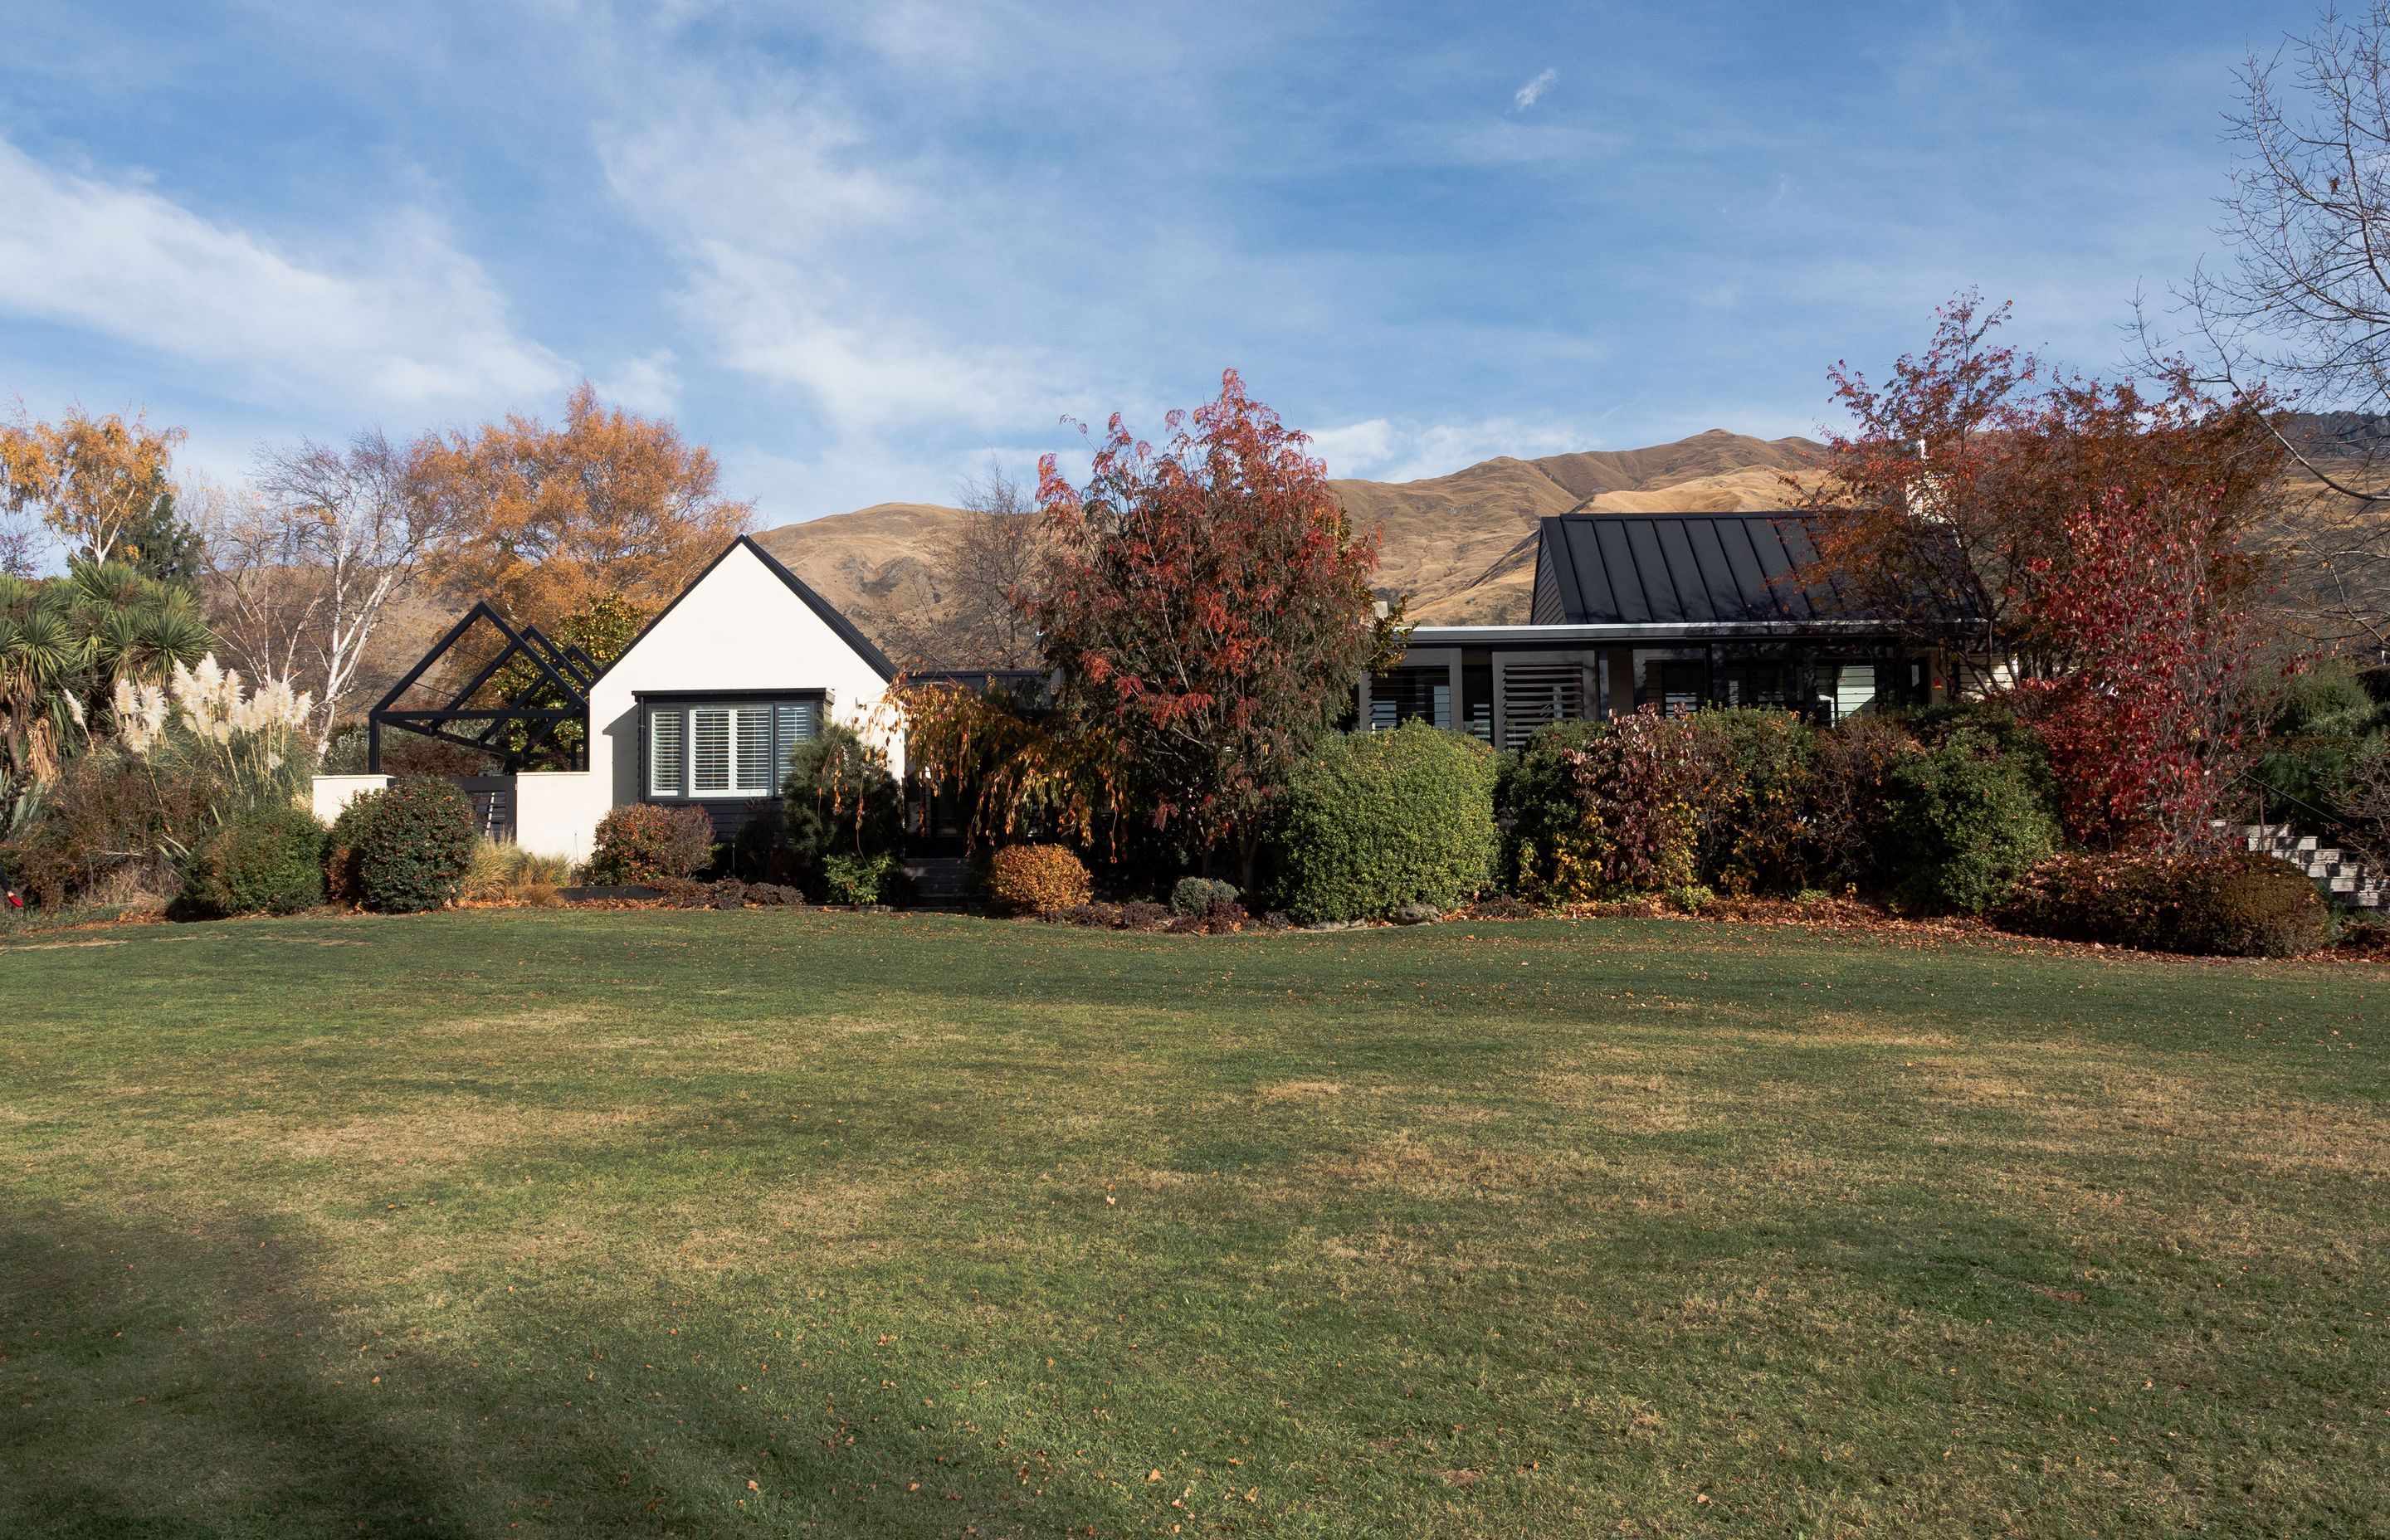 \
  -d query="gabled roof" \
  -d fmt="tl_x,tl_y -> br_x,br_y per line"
593,536 -> 896,685
1529,512 -> 1865,626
